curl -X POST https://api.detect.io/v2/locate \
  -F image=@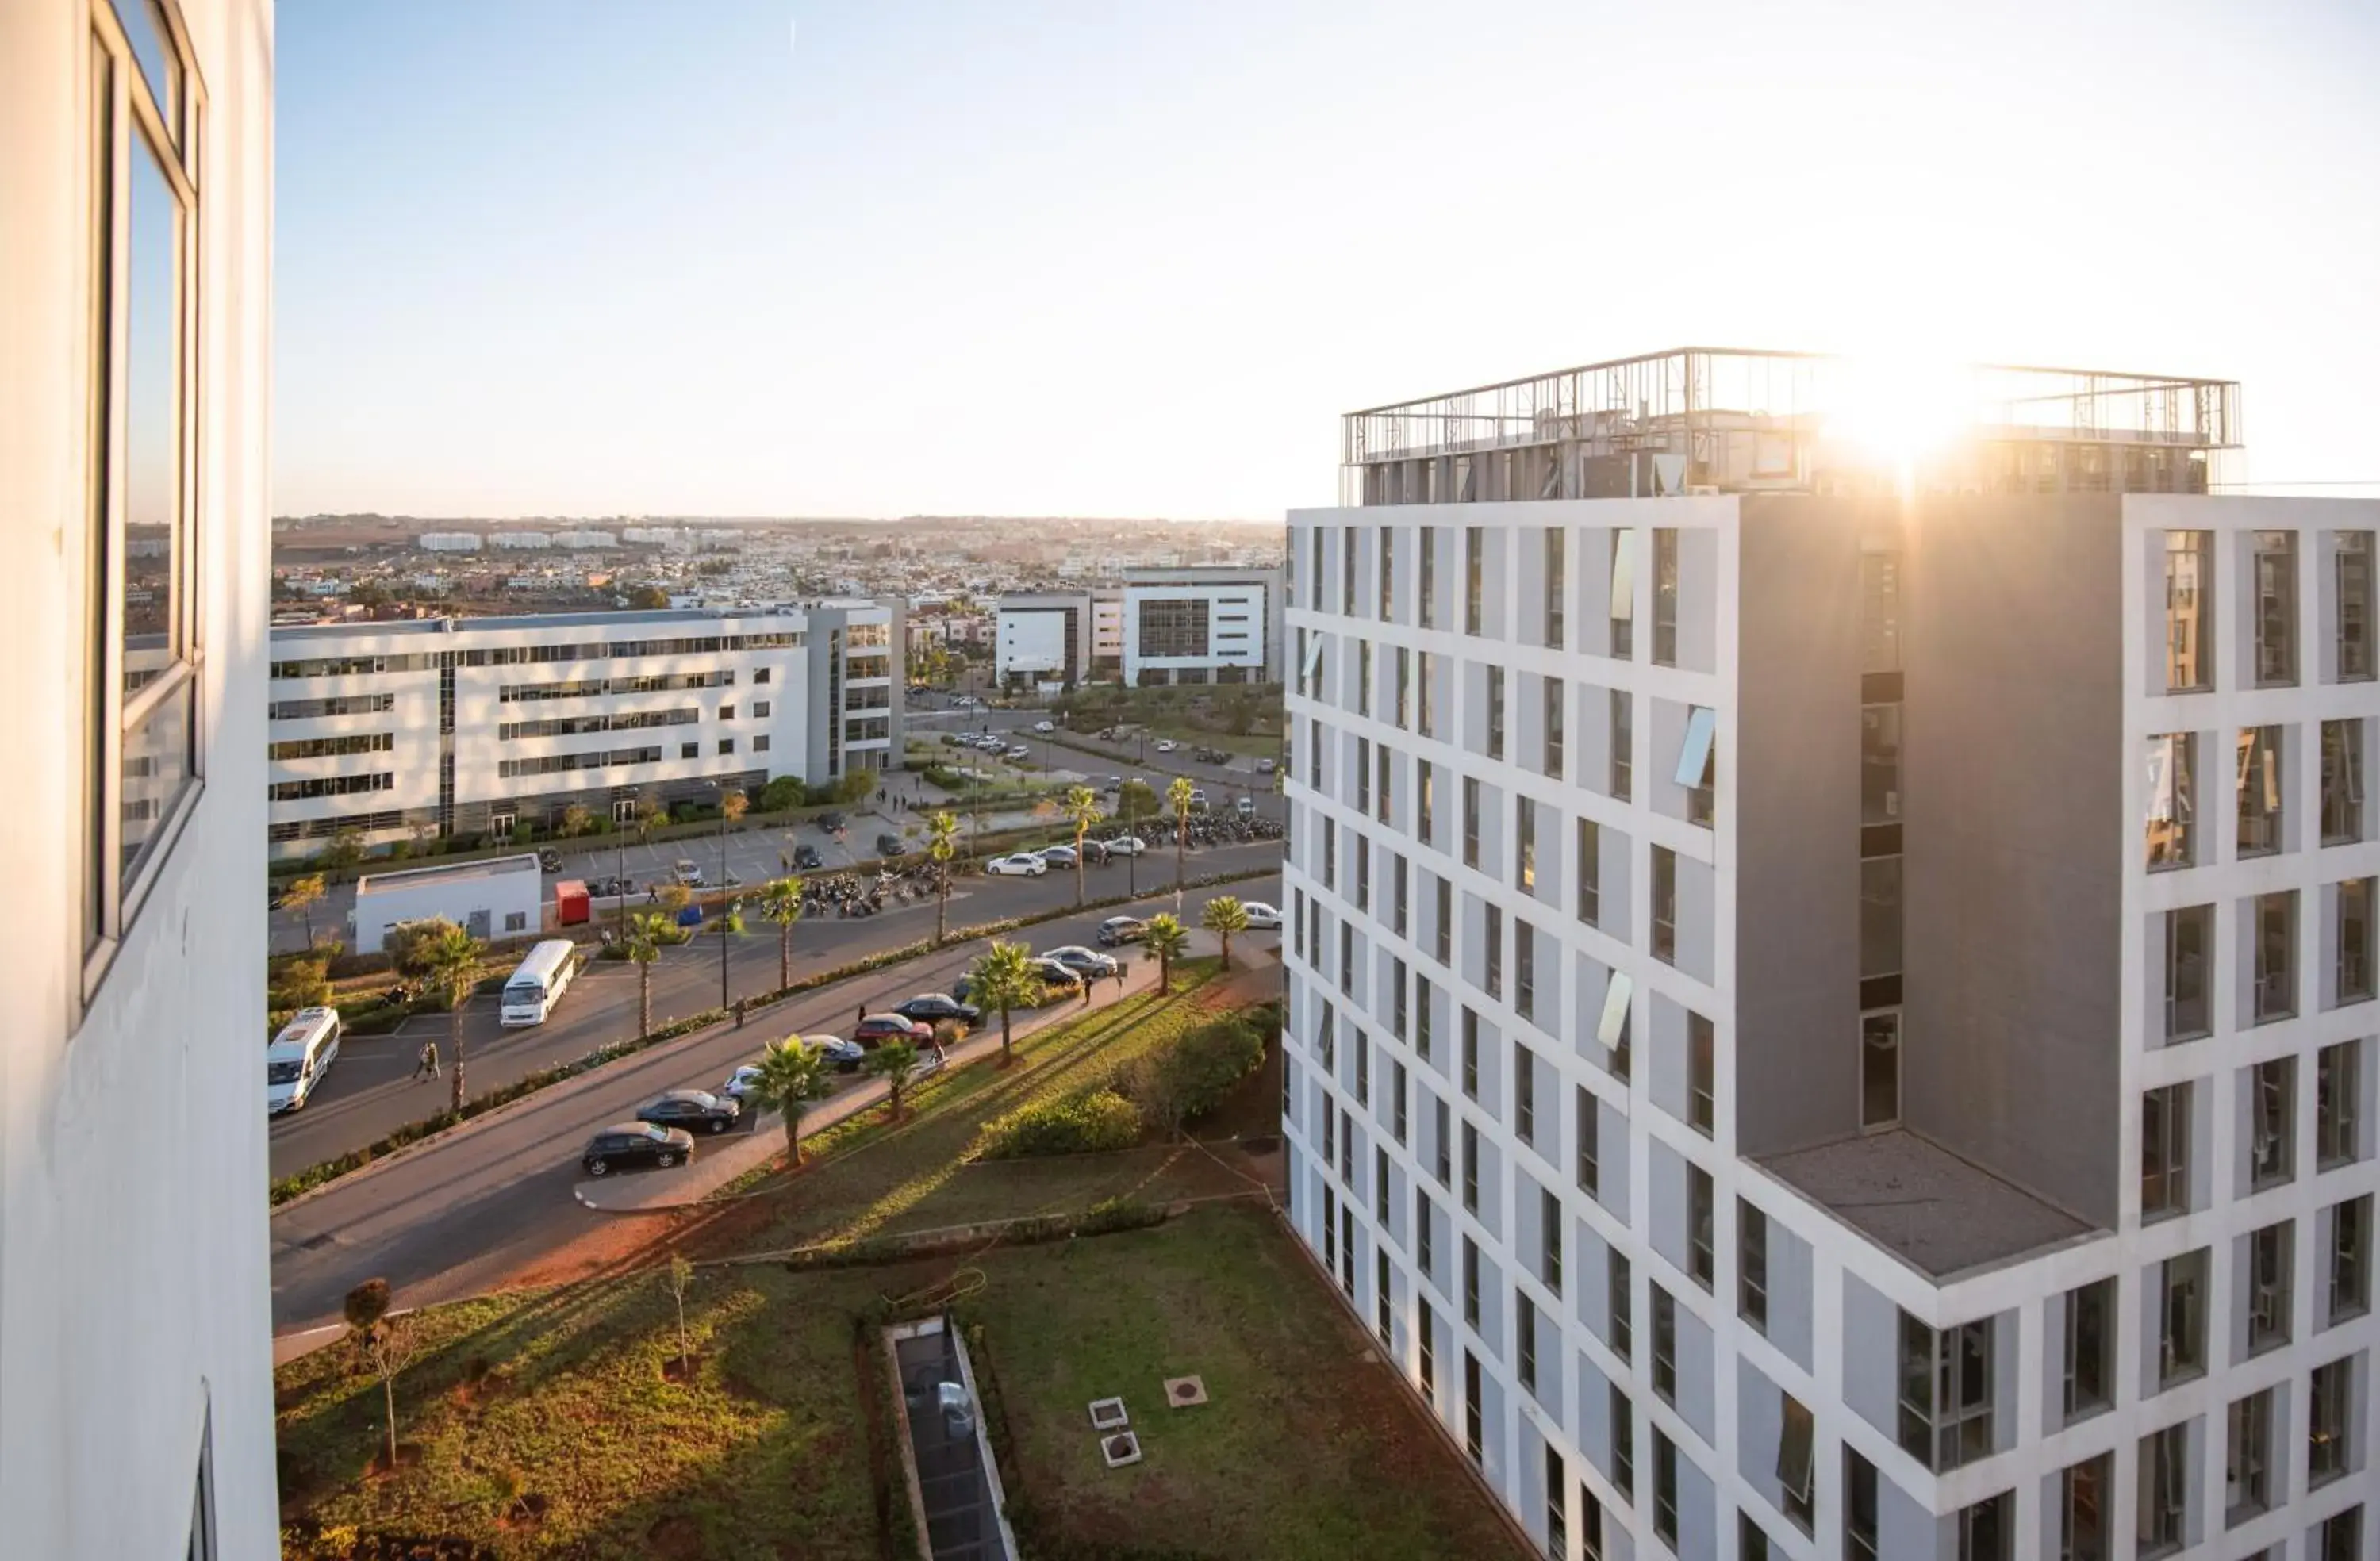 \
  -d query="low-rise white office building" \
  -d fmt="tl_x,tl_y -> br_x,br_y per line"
994,567 -> 1283,689
267,601 -> 902,861
2,0 -> 280,1552
1283,348 -> 2377,1561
